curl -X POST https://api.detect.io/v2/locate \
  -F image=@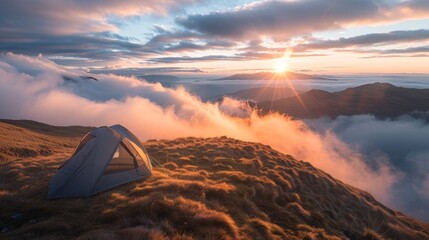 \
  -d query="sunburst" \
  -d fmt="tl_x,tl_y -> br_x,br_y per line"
273,49 -> 293,73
